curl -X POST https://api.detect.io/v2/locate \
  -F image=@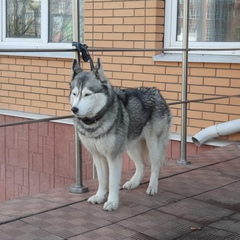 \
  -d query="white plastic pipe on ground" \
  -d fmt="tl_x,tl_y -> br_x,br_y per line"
192,119 -> 240,147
